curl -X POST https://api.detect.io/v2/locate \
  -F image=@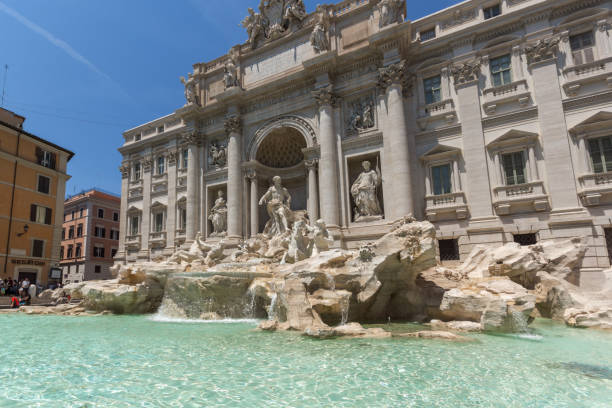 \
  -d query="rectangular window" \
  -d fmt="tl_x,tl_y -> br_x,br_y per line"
438,239 -> 460,261
157,126 -> 164,134
30,204 -> 52,225
423,75 -> 442,105
61,228 -> 65,240
95,265 -> 102,273
420,28 -> 436,42
183,150 -> 189,169
502,151 -> 526,186
37,175 -> 50,194
588,136 -> 612,173
71,211 -> 75,220
130,216 -> 140,235
94,226 -> 106,238
431,164 -> 452,196
490,54 -> 512,87
113,212 -> 119,222
36,147 -> 56,170
483,4 -> 501,19
570,31 -> 595,65
157,157 -> 165,175
154,212 -> 164,233
79,208 -> 83,218
134,133 -> 141,142
68,226 -> 74,239
514,233 -> 537,246
133,163 -> 141,181
75,244 -> 82,258
60,246 -> 64,260
93,246 -> 105,258
66,245 -> 73,259
77,224 -> 83,237
98,208 -> 104,219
